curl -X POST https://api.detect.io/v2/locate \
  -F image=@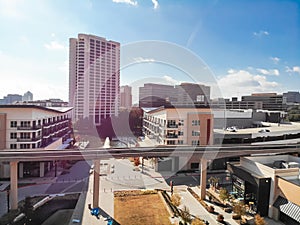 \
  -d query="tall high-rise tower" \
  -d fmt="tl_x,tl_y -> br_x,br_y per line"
120,85 -> 132,110
69,34 -> 120,125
